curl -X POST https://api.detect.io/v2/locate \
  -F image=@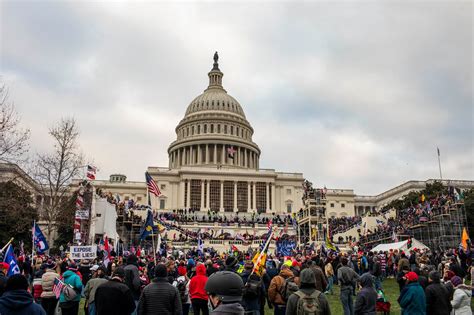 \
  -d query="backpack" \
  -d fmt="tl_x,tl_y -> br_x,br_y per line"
281,276 -> 299,302
63,285 -> 78,302
243,278 -> 262,298
295,290 -> 322,315
177,279 -> 188,302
